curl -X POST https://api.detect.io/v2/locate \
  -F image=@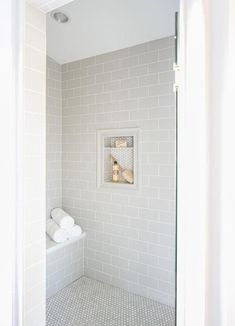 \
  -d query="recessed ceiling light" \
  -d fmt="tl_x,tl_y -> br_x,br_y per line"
52,11 -> 69,23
